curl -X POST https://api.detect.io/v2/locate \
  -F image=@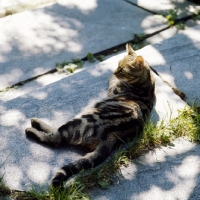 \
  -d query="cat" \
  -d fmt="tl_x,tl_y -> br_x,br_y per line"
25,44 -> 155,187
